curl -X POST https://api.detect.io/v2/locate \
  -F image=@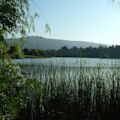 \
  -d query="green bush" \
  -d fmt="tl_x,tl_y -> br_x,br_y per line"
0,64 -> 43,120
